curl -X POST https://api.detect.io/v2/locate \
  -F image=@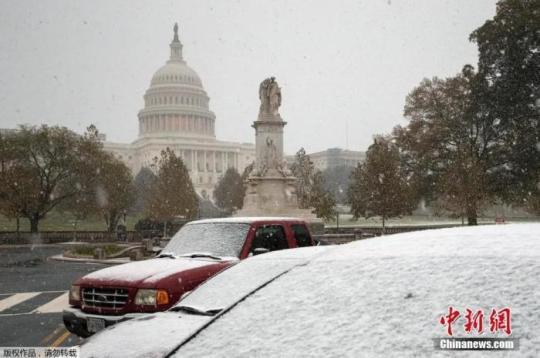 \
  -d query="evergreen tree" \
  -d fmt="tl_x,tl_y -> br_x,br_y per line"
310,170 -> 336,220
290,148 -> 315,209
213,167 -> 245,215
145,148 -> 198,236
291,148 -> 336,219
132,167 -> 157,214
